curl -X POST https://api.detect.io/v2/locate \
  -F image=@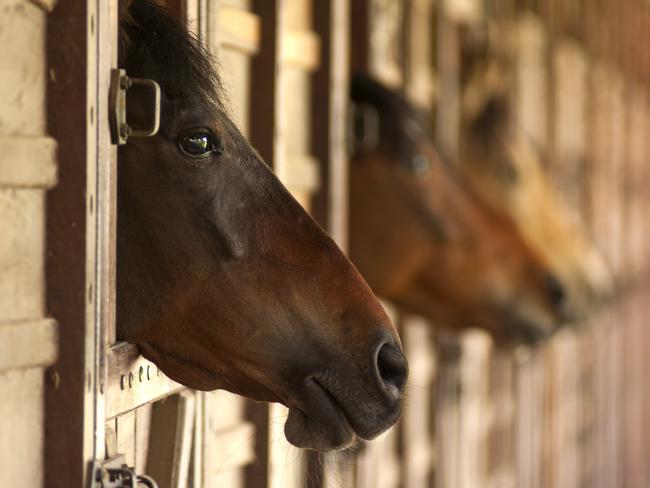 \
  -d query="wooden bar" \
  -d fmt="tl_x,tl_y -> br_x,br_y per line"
44,1 -> 92,486
620,84 -> 650,488
350,0 -> 370,74
0,319 -> 57,372
273,155 -> 320,194
116,410 -> 137,467
281,29 -> 320,70
249,0 -> 280,169
366,0 -> 404,86
219,7 -> 261,54
98,0 -> 119,349
146,391 -> 196,488
486,353 -> 517,488
0,136 -> 57,188
400,316 -> 436,488
202,391 -> 255,488
105,342 -> 184,420
135,403 -> 153,473
457,332 -> 492,488
515,11 -> 549,158
435,5 -> 460,157
244,2 -> 281,485
404,0 -> 435,108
